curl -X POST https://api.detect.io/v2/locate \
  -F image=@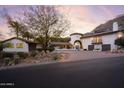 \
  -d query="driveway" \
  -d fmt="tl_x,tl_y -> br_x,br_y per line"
56,50 -> 124,62
0,56 -> 124,88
